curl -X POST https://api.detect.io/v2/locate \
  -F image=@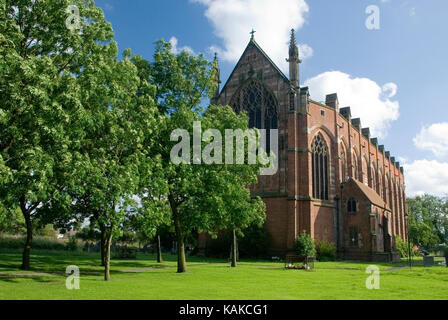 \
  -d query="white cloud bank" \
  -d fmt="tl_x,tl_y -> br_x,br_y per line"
191,0 -> 311,73
413,123 -> 448,159
304,71 -> 400,139
403,160 -> 448,197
